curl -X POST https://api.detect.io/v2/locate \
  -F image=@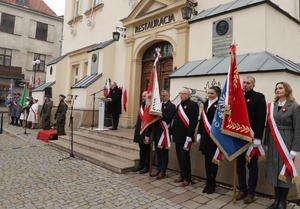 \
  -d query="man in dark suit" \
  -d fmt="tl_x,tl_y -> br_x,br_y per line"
172,88 -> 199,187
236,76 -> 267,204
106,82 -> 122,130
147,90 -> 176,179
132,91 -> 150,174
